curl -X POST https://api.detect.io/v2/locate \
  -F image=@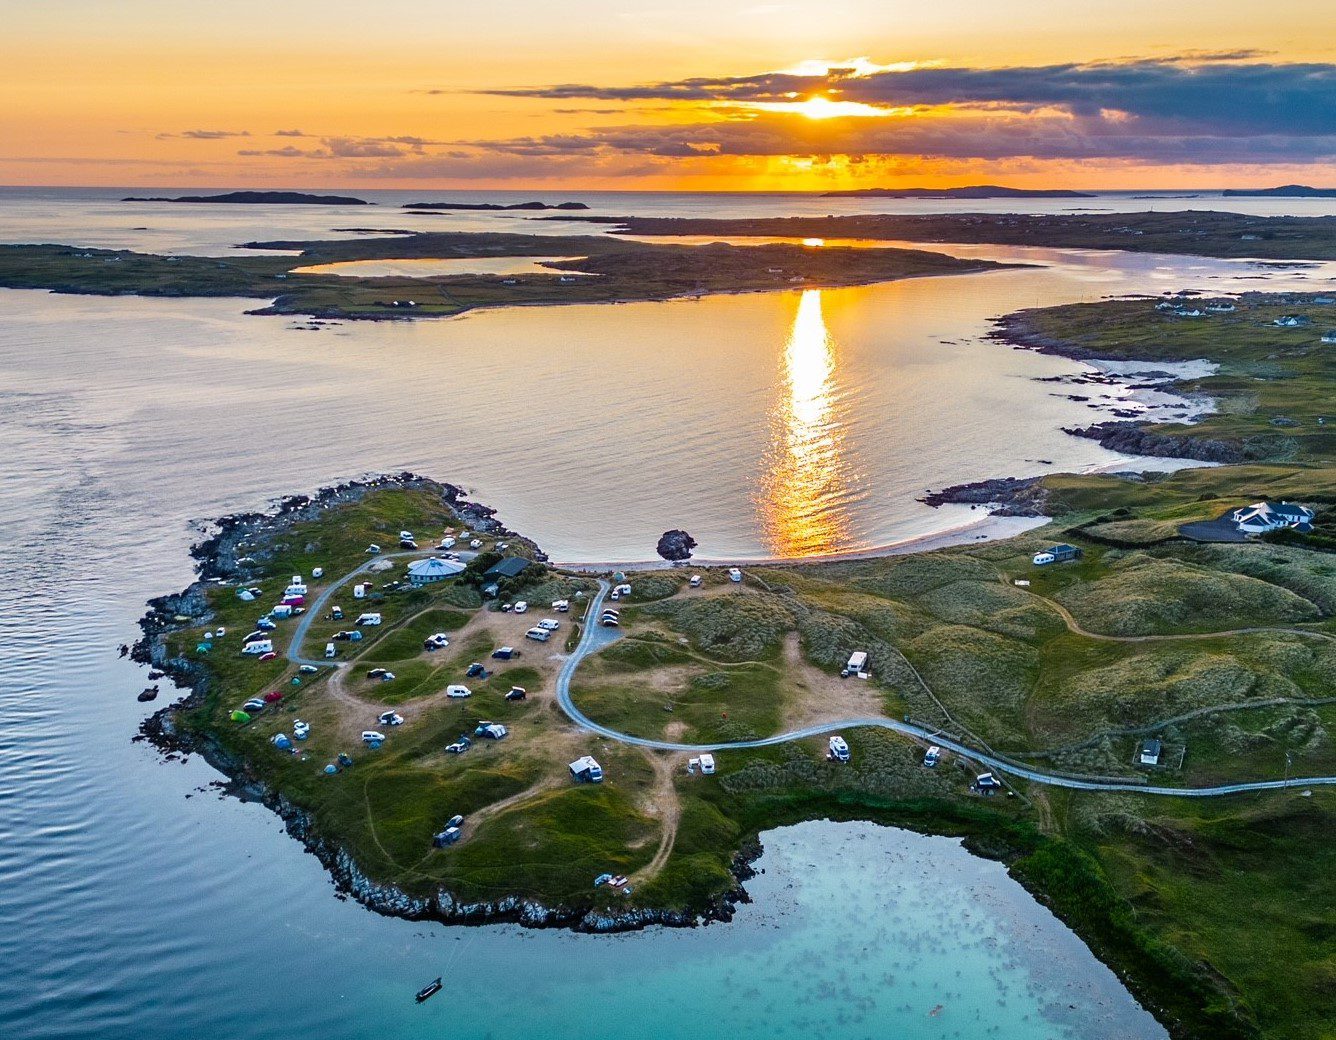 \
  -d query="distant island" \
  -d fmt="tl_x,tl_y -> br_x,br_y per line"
821,185 -> 1096,199
122,191 -> 371,206
404,201 -> 590,211
1221,184 -> 1336,198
